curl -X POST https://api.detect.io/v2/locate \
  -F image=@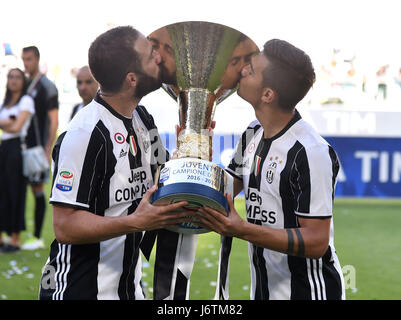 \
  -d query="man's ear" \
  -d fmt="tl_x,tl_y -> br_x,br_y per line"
126,72 -> 137,88
261,87 -> 275,104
